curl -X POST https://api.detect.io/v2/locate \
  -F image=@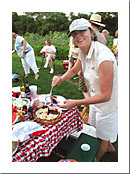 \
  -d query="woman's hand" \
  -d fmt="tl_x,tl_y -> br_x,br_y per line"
78,70 -> 83,79
58,99 -> 76,110
51,76 -> 63,87
22,40 -> 26,53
